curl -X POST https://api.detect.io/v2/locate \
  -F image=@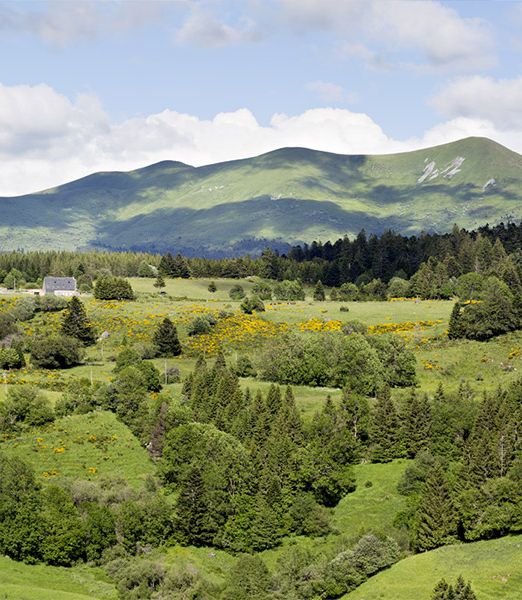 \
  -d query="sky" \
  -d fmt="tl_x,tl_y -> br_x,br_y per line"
1,0 -> 522,195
